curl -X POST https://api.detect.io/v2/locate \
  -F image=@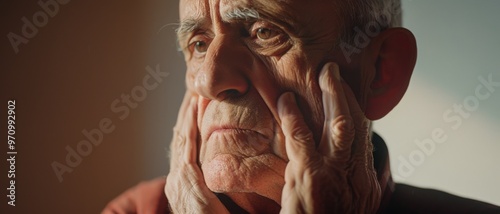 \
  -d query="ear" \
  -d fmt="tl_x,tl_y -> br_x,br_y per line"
362,27 -> 417,120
